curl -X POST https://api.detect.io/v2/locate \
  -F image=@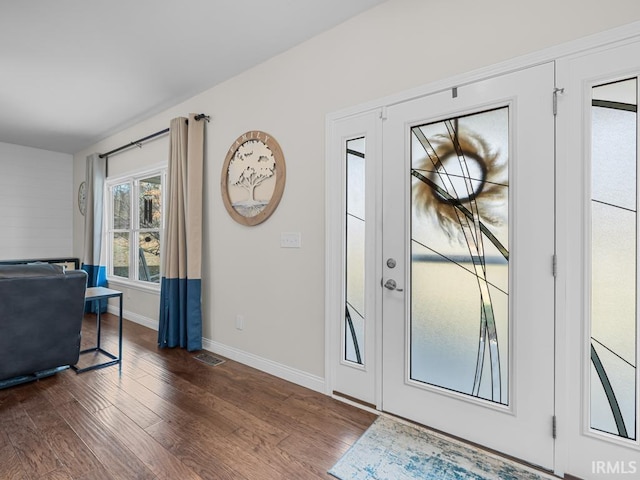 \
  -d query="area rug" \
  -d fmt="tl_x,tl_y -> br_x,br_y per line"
329,416 -> 556,480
